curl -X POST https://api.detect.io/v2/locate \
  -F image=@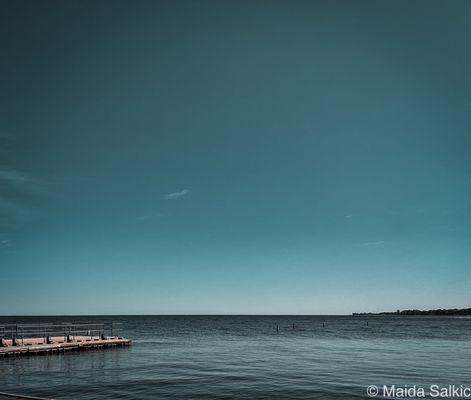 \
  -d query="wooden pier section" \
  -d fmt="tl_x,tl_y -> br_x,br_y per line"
0,322 -> 131,357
